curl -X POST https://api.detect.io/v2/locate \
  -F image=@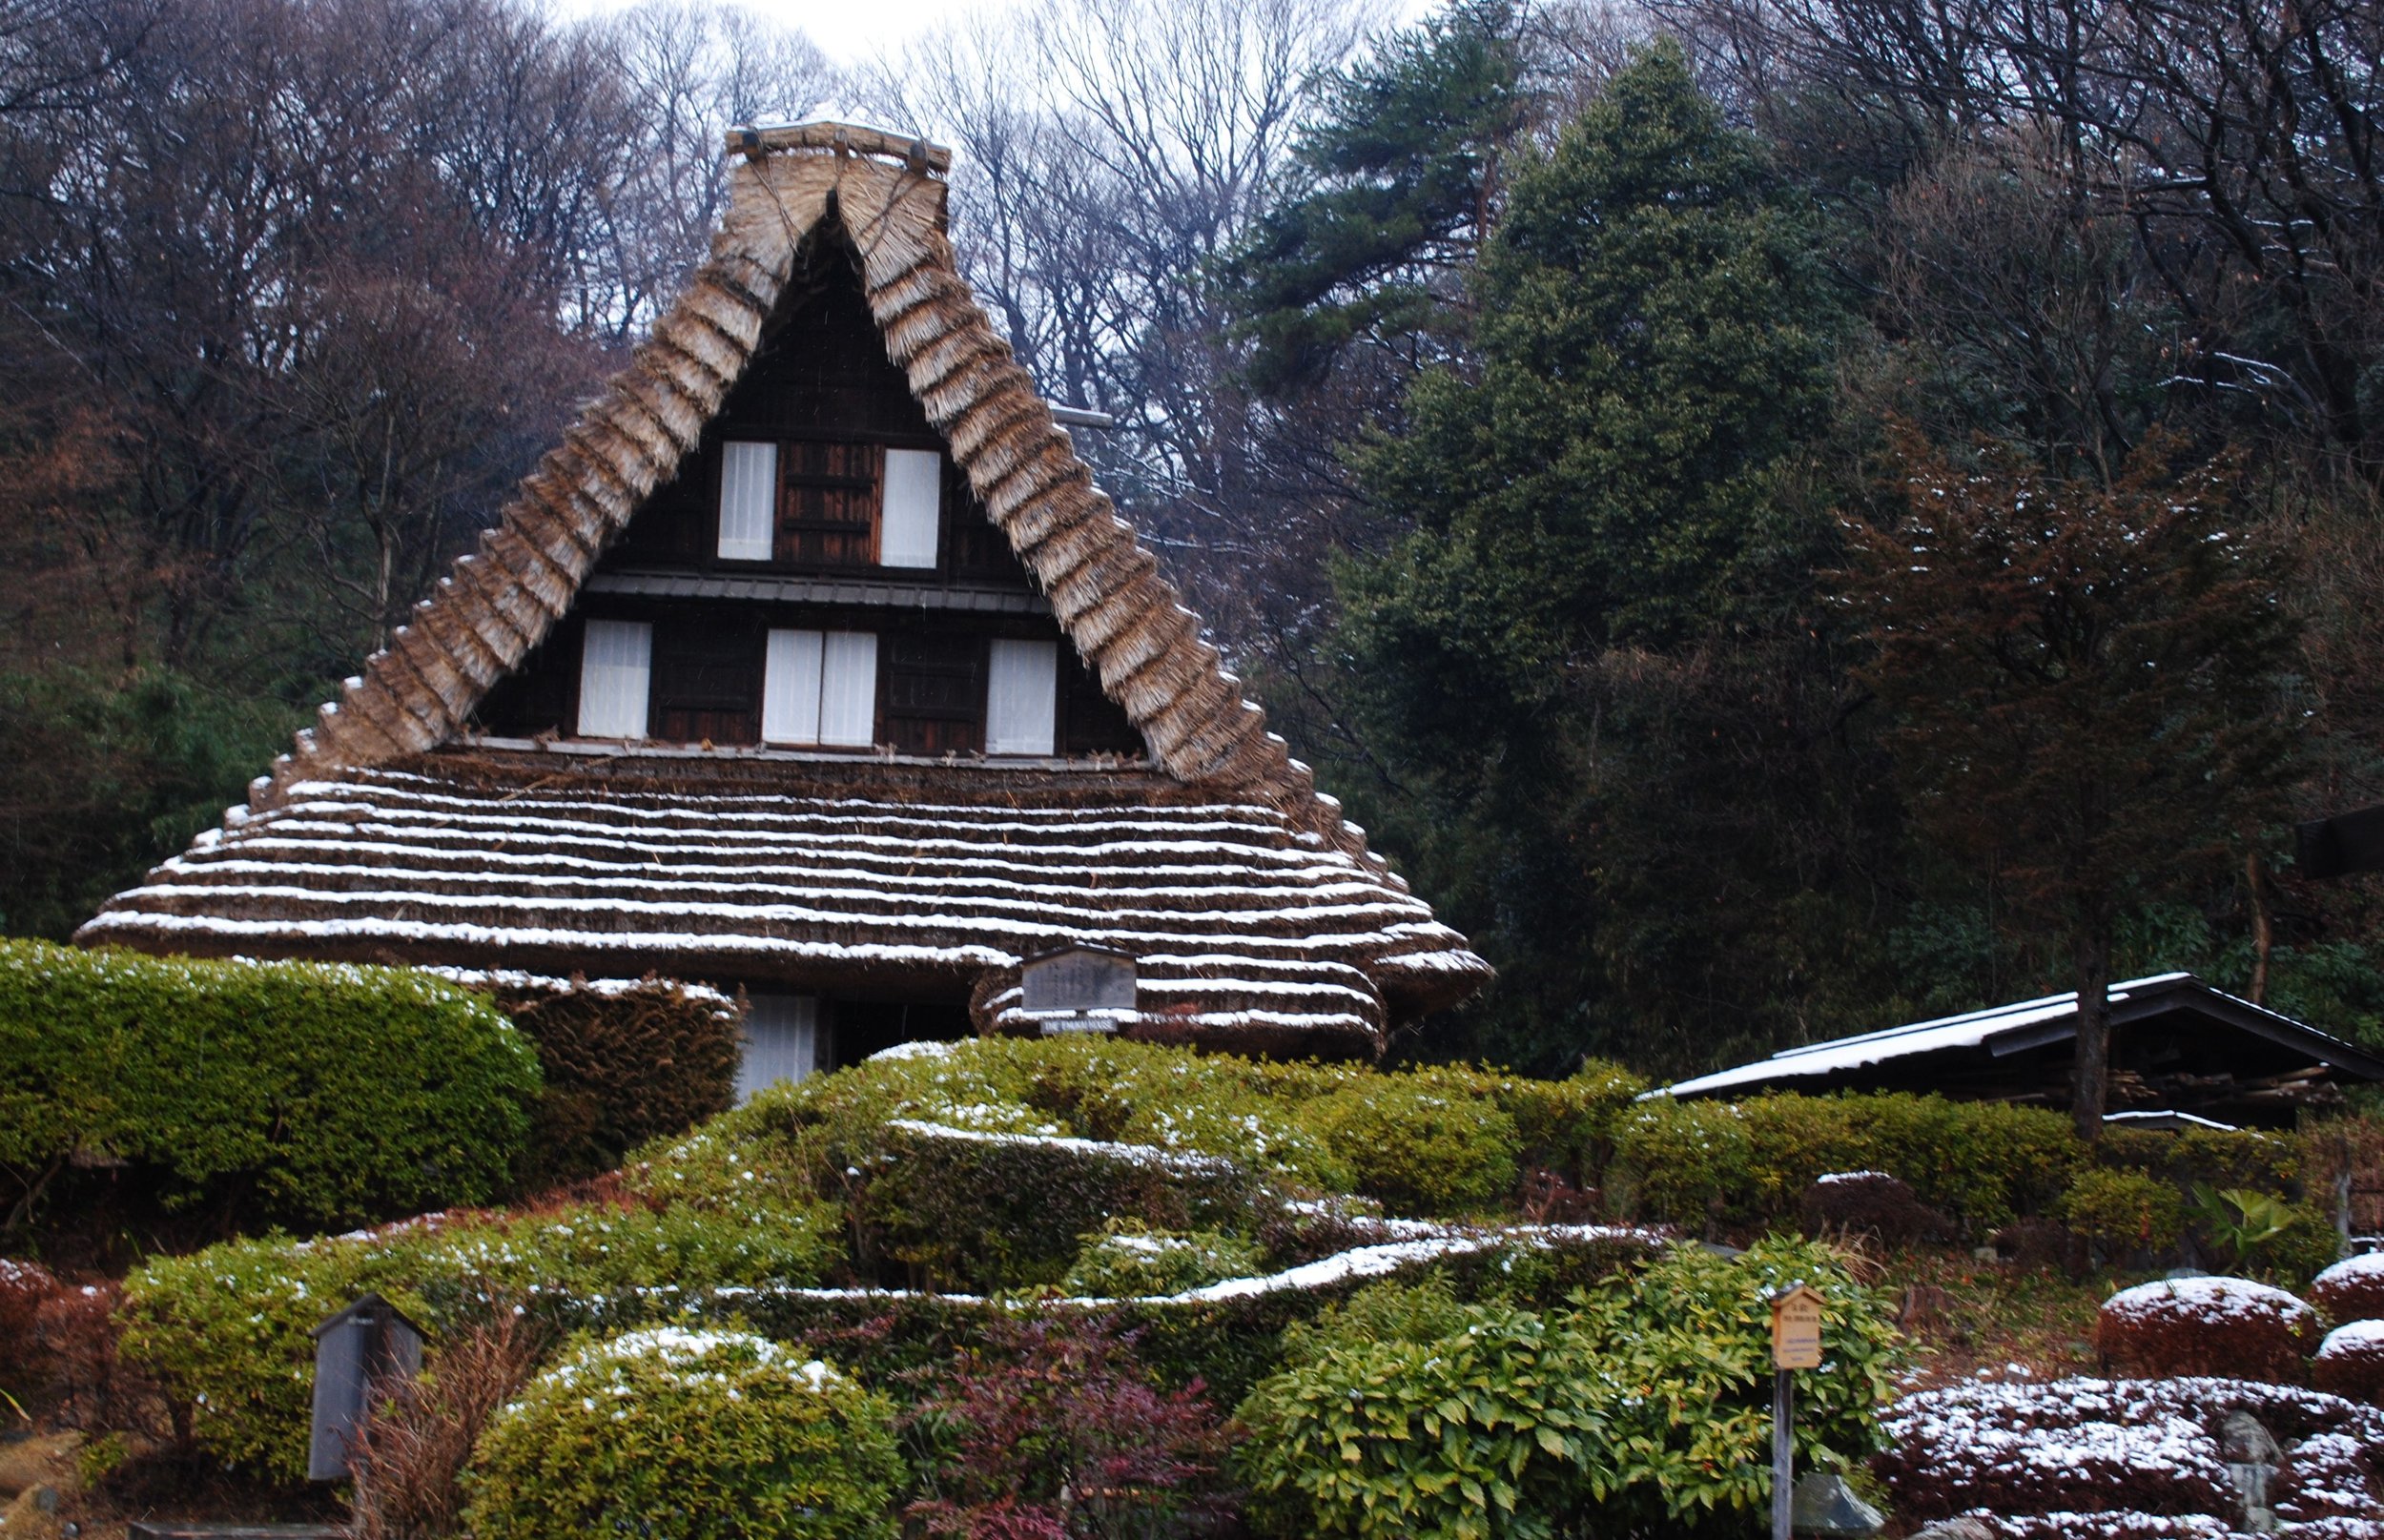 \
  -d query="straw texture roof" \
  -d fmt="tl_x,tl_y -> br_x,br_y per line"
81,752 -> 1484,1054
